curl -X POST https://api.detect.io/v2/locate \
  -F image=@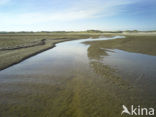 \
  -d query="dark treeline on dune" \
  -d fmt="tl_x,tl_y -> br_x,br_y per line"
0,30 -> 156,34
